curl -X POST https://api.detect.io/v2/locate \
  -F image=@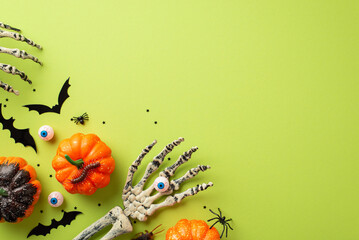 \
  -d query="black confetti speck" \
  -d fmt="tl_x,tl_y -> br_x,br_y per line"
74,207 -> 77,210
37,164 -> 40,167
49,174 -> 52,178
146,109 -> 149,112
102,121 -> 106,124
203,206 -> 207,209
40,210 -> 43,213
33,89 -> 36,92
154,121 -> 157,124
98,203 -> 101,207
